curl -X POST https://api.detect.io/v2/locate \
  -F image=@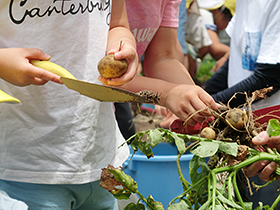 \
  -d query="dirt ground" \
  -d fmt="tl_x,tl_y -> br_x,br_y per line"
131,103 -> 164,133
